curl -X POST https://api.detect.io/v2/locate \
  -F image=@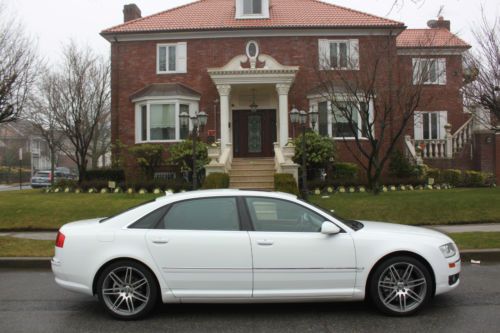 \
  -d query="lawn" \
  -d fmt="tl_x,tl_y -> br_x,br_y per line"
310,188 -> 500,226
0,190 -> 159,230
